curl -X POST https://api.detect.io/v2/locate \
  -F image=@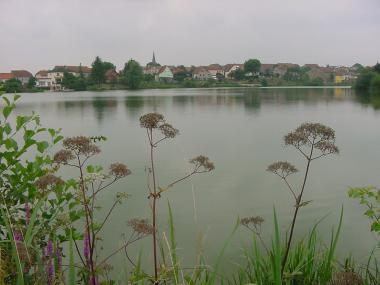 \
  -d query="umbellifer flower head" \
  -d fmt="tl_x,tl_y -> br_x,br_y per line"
53,149 -> 75,164
128,218 -> 155,235
35,174 -> 64,191
284,122 -> 339,153
139,113 -> 164,129
159,123 -> 179,138
190,155 -> 215,172
109,163 -> 131,178
62,136 -> 100,157
240,216 -> 265,227
267,161 -> 298,178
